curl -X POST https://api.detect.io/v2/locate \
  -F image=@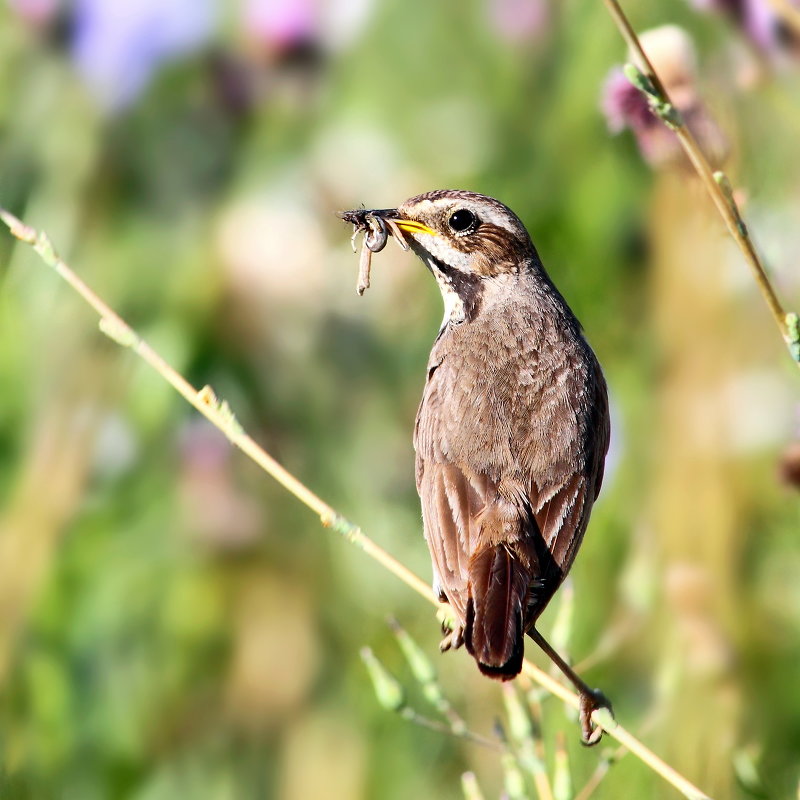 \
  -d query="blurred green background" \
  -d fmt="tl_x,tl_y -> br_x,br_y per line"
0,0 -> 799,798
